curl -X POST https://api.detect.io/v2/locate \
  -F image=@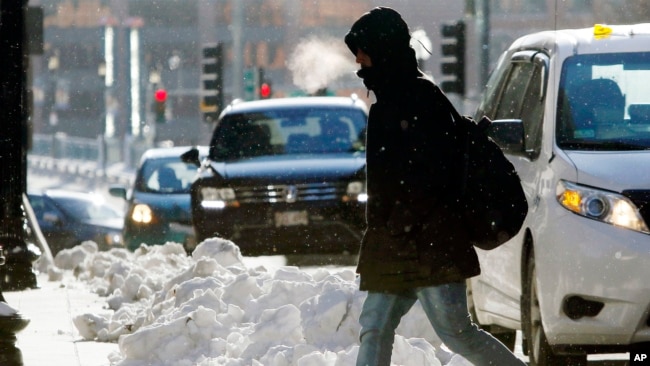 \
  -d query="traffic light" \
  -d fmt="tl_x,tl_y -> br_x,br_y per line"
153,88 -> 167,123
440,20 -> 466,95
259,82 -> 272,99
257,67 -> 272,99
201,43 -> 223,123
